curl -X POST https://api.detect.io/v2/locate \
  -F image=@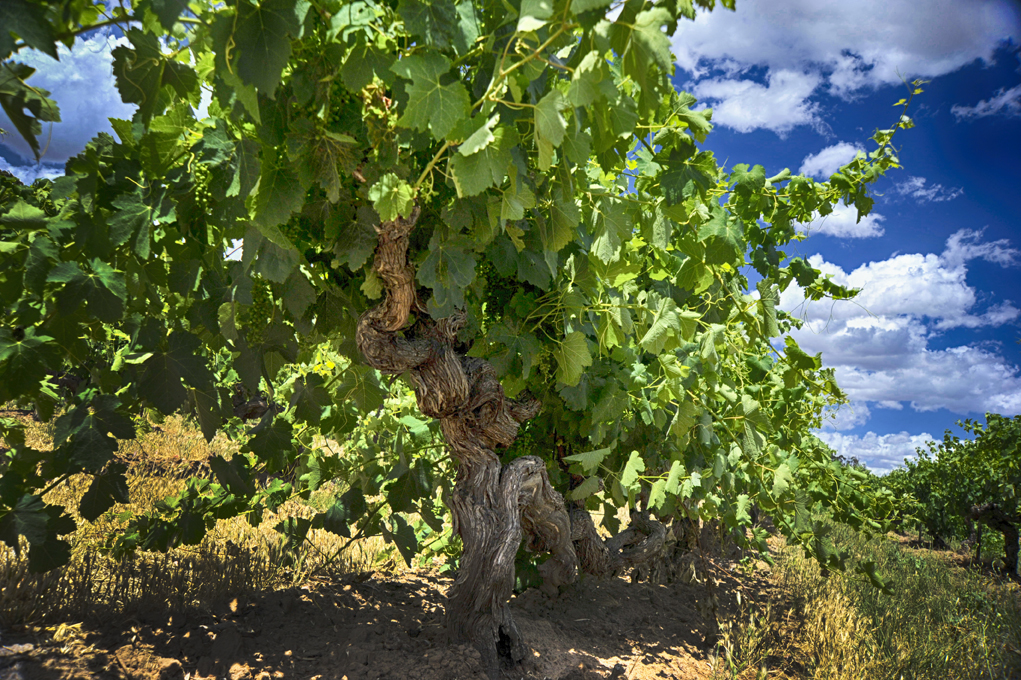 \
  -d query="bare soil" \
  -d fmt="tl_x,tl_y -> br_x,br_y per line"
0,561 -> 794,680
